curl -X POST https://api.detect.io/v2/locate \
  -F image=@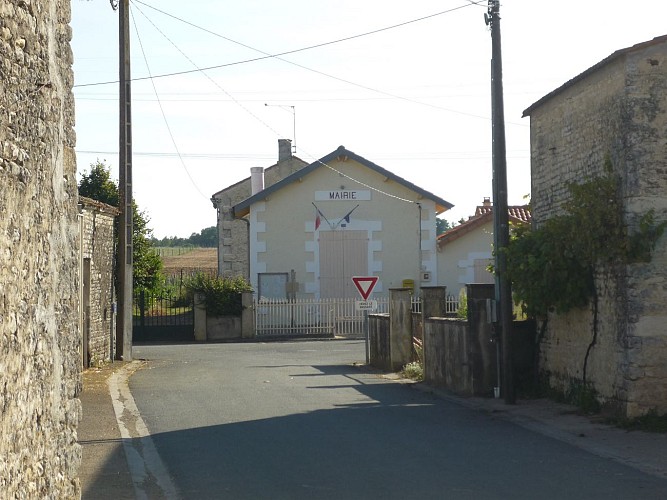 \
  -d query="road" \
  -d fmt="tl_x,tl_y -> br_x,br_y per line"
127,340 -> 667,499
